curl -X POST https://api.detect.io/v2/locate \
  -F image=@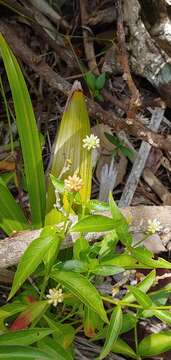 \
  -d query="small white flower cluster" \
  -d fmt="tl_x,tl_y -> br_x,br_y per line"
46,288 -> 64,307
147,219 -> 162,235
83,134 -> 100,151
